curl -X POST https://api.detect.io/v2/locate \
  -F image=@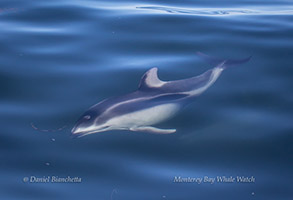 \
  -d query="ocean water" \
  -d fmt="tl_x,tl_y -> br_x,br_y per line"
0,0 -> 292,199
